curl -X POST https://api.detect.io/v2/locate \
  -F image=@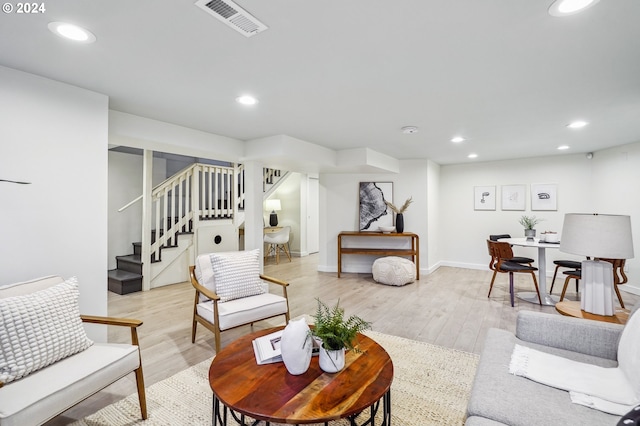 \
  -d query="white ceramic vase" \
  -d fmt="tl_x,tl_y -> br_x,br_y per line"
280,317 -> 312,375
319,345 -> 346,373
